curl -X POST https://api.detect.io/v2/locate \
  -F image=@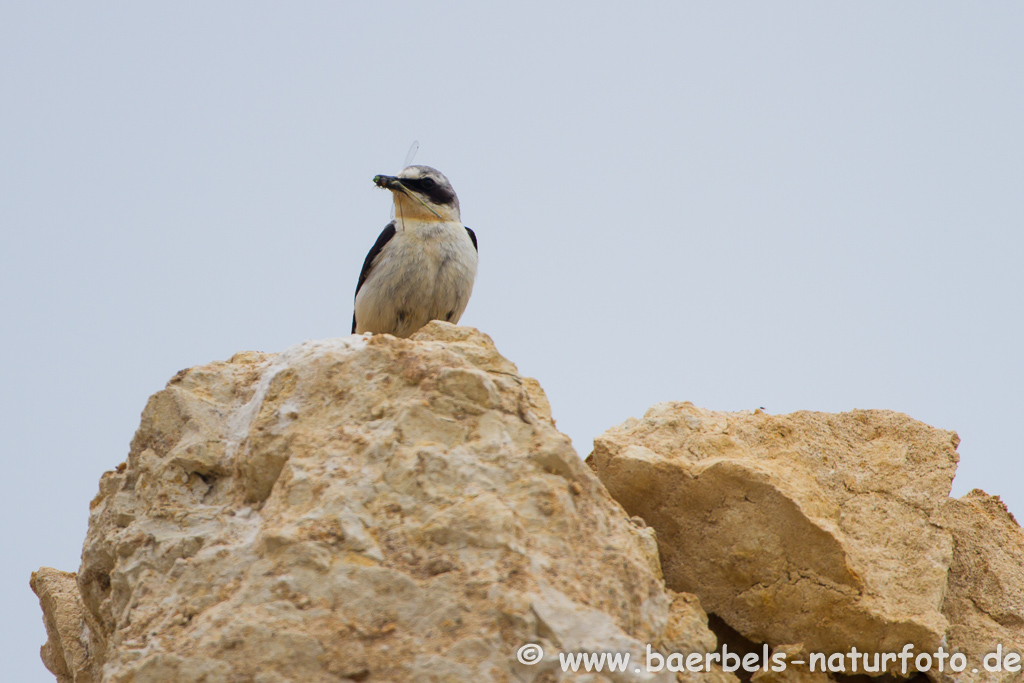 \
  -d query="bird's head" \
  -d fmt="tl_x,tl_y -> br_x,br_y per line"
373,165 -> 461,223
